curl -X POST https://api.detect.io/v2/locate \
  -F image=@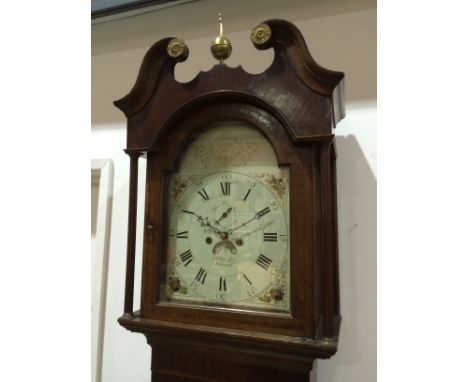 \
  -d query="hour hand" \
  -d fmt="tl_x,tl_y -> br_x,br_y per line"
183,209 -> 223,235
182,209 -> 208,224
215,207 -> 232,225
